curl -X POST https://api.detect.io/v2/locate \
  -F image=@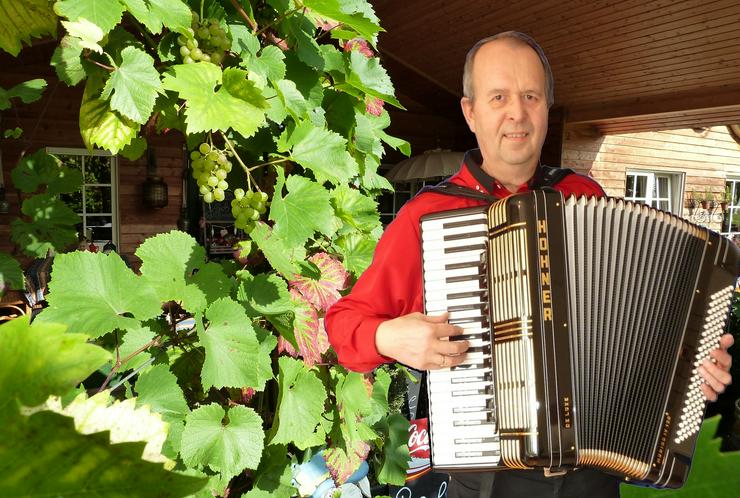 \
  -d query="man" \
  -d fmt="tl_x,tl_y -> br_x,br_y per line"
325,32 -> 734,497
